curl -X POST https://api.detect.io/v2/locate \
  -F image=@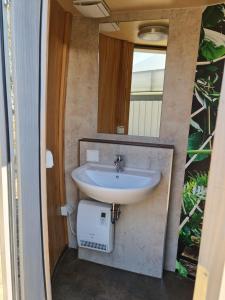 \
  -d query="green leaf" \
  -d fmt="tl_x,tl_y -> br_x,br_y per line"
176,260 -> 188,278
188,132 -> 210,161
180,173 -> 208,248
202,5 -> 225,29
206,64 -> 218,72
195,75 -> 220,107
190,119 -> 203,132
200,40 -> 225,61
180,226 -> 193,246
199,25 -> 205,47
